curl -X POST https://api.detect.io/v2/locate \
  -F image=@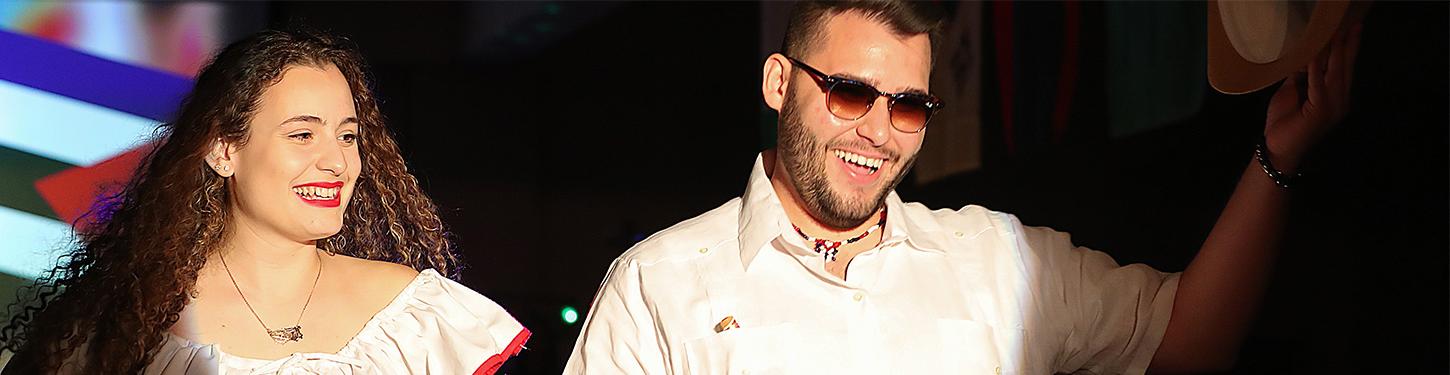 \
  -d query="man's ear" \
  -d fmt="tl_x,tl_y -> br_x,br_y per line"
762,53 -> 792,112
207,138 -> 235,178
